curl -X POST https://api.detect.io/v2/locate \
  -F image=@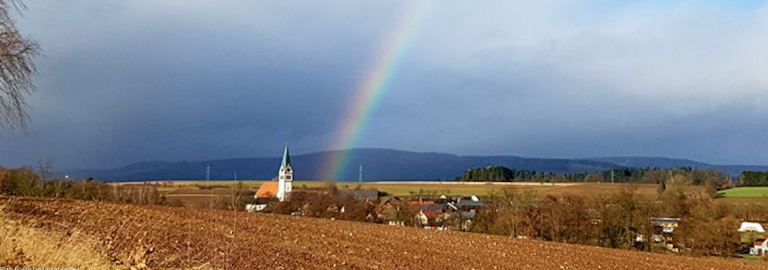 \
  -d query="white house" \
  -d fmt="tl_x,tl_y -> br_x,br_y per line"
751,237 -> 768,255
